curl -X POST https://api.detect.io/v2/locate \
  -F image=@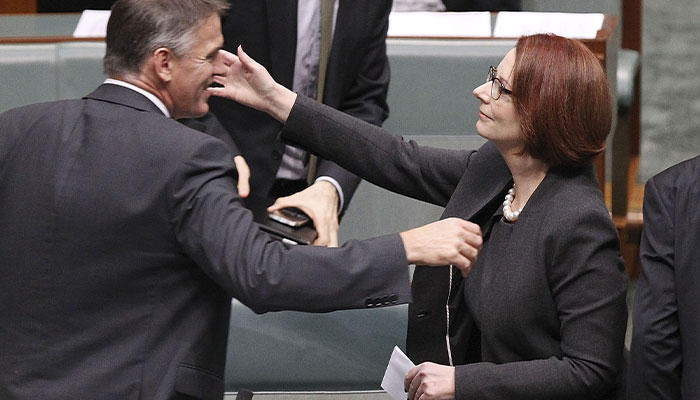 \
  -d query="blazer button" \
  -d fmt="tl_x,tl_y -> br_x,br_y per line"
365,298 -> 374,308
